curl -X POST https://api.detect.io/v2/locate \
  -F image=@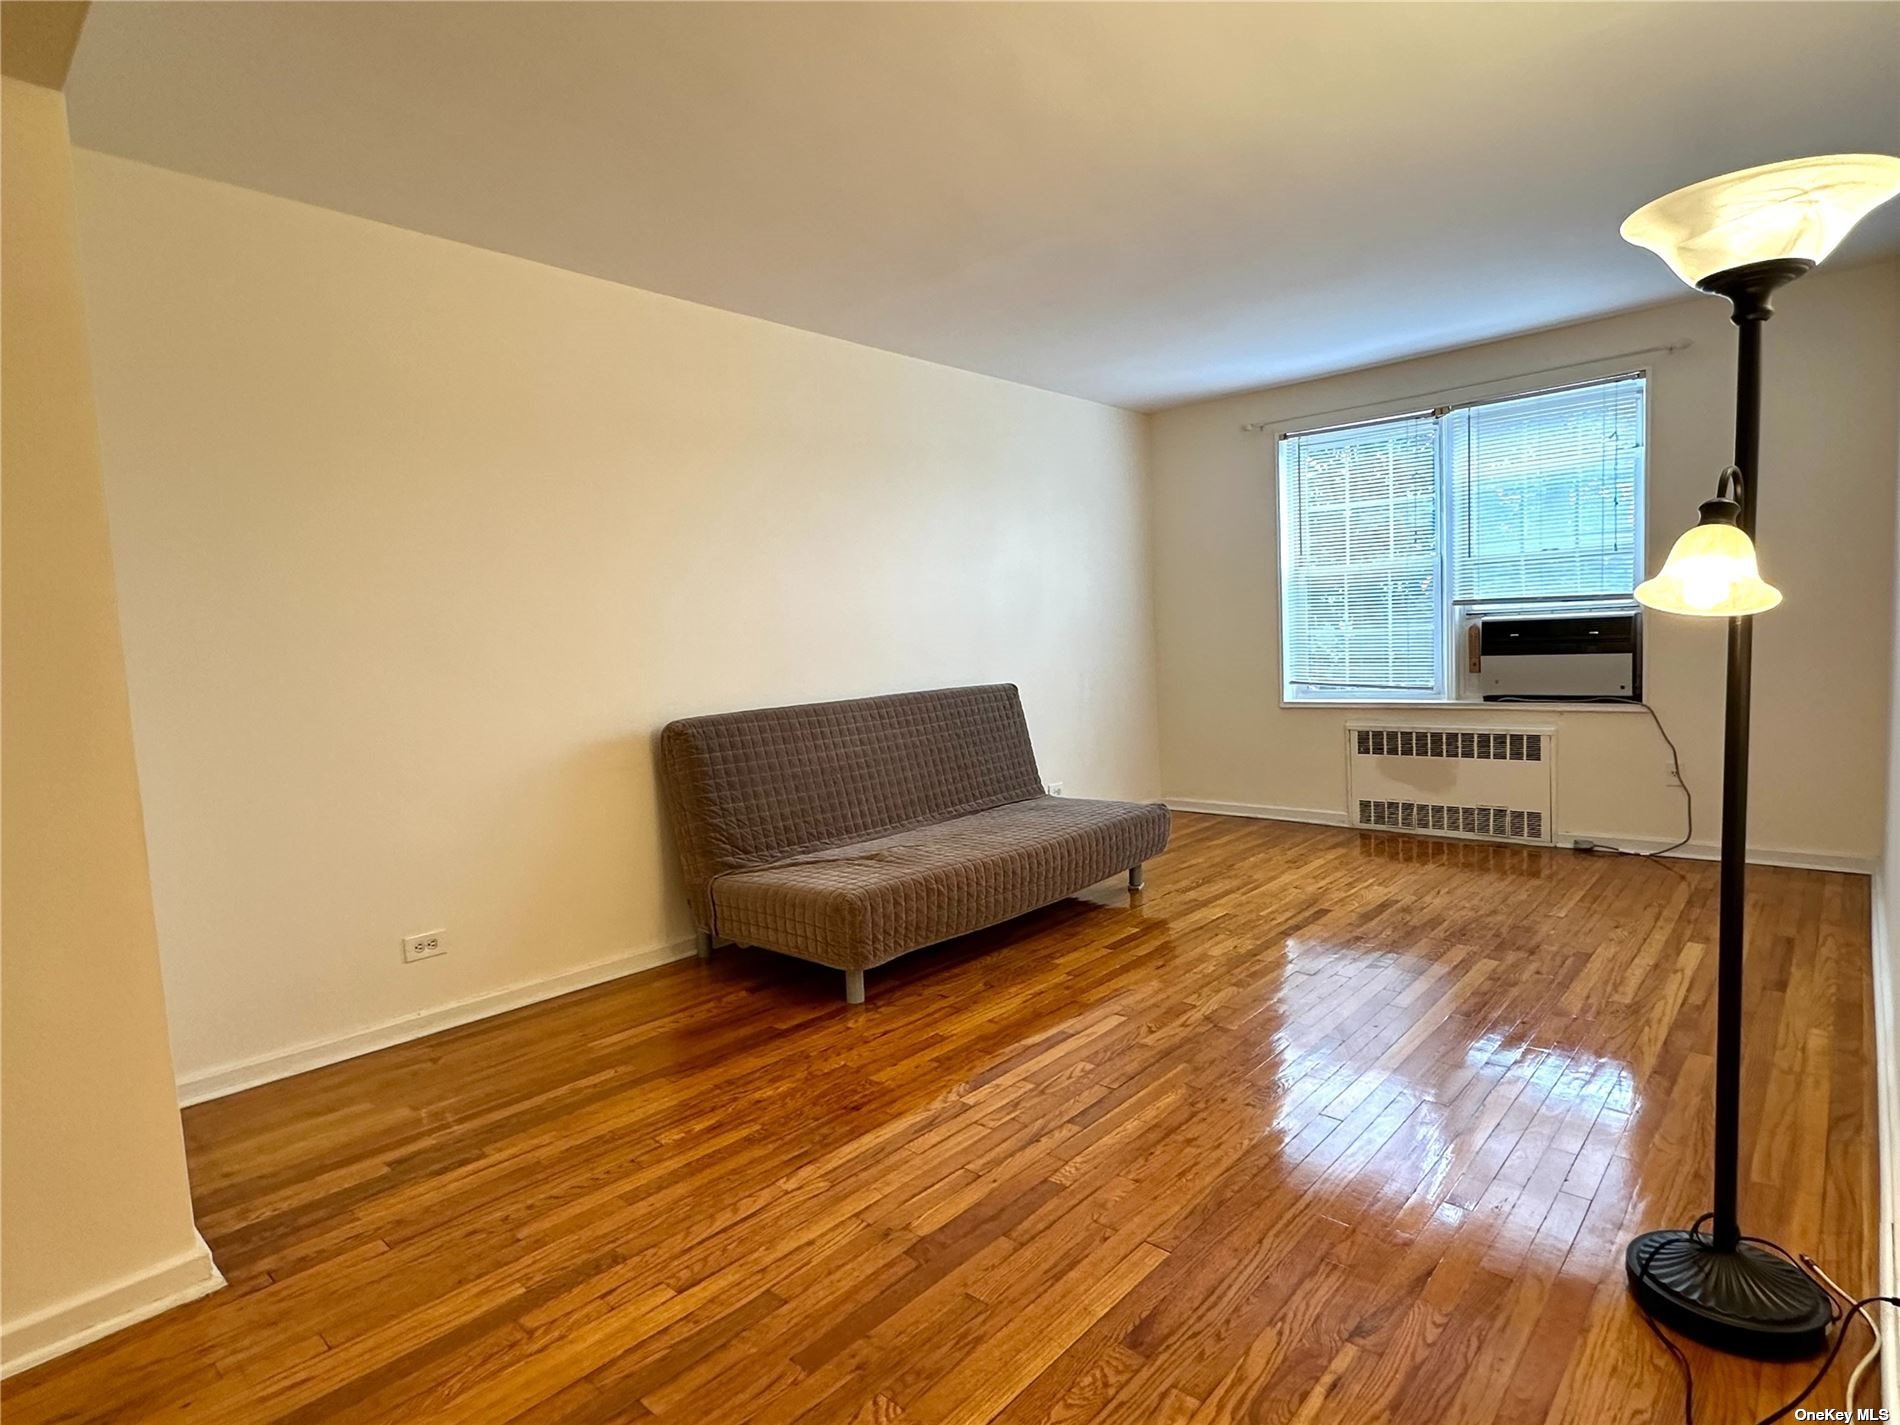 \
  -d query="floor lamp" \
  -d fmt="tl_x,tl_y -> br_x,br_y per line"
1618,154 -> 1900,1359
